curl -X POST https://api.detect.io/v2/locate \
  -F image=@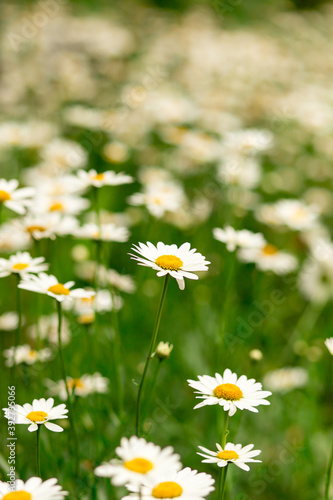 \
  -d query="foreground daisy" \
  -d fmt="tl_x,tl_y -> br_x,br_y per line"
188,369 -> 271,416
94,436 -> 182,486
129,242 -> 210,290
198,442 -> 261,471
122,467 -> 215,500
3,397 -> 68,432
0,178 -> 35,214
18,273 -> 95,302
0,252 -> 48,278
0,477 -> 68,499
